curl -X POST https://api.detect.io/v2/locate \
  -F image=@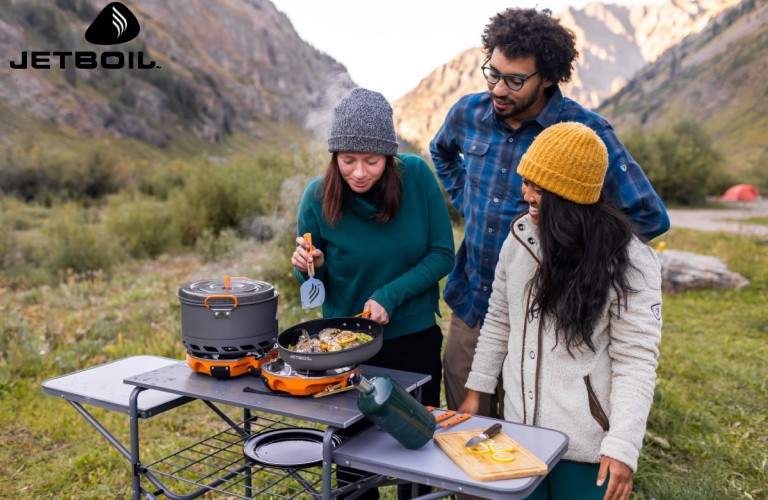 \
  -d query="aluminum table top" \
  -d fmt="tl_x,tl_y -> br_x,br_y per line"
123,361 -> 430,428
334,415 -> 569,500
42,355 -> 192,418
